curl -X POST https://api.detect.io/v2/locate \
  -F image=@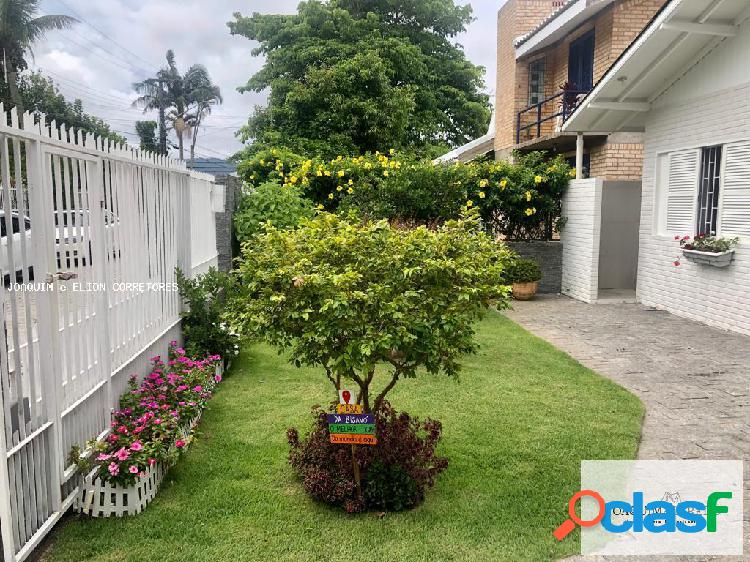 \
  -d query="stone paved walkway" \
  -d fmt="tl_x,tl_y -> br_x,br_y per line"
504,296 -> 749,561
